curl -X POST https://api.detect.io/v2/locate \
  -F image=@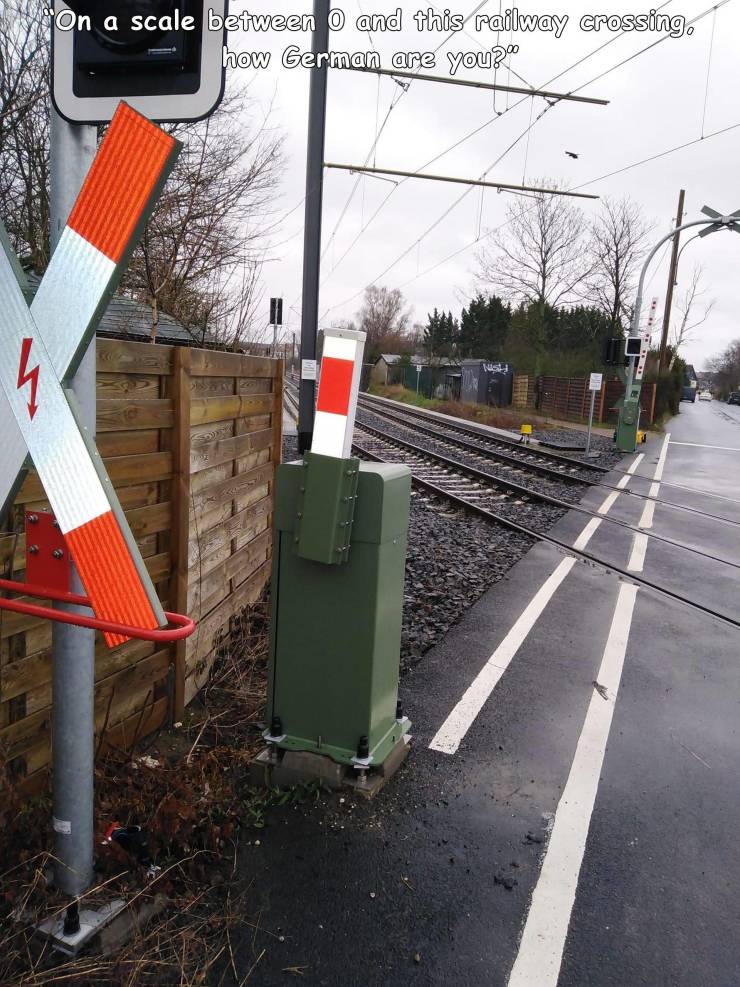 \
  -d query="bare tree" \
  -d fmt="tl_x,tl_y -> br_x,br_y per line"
122,86 -> 284,342
205,255 -> 268,351
668,264 -> 715,368
356,285 -> 412,359
588,197 -> 652,334
476,181 -> 593,307
709,339 -> 740,397
0,1 -> 50,270
0,8 -> 284,346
